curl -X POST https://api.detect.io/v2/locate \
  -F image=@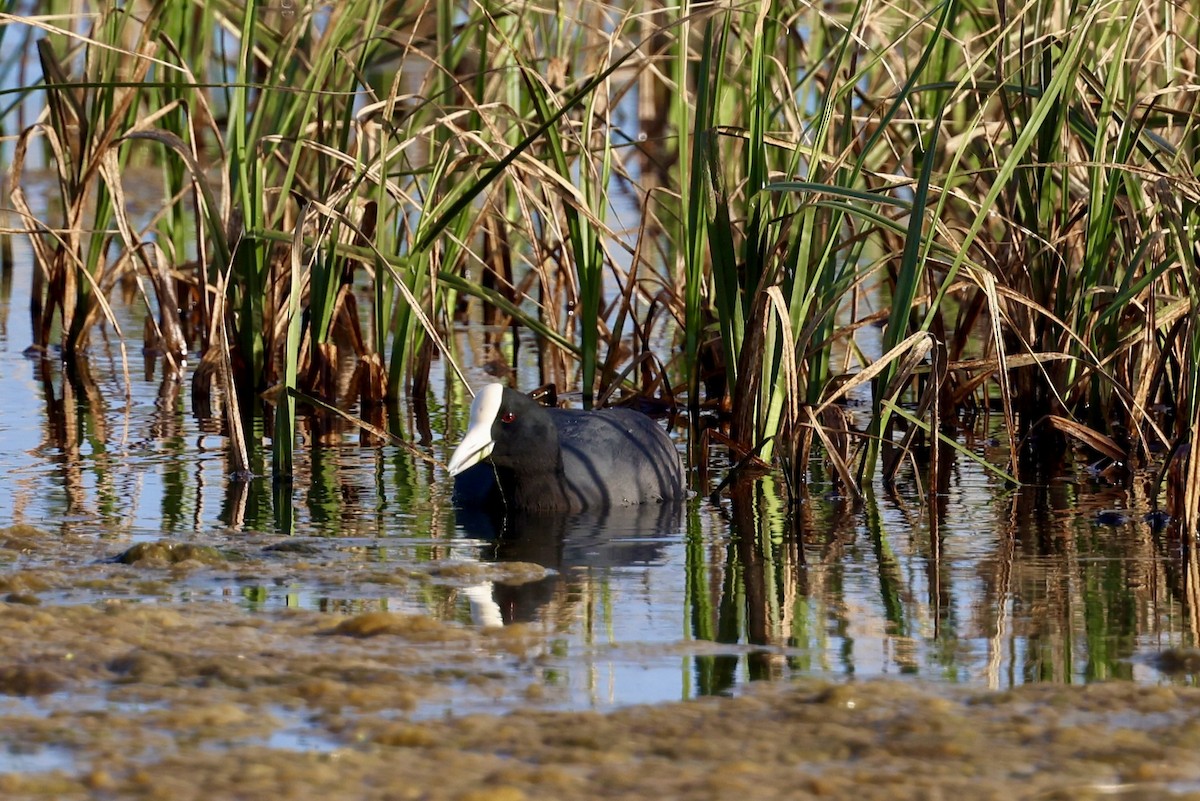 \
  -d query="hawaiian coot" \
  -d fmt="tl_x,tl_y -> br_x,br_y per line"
447,384 -> 684,512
